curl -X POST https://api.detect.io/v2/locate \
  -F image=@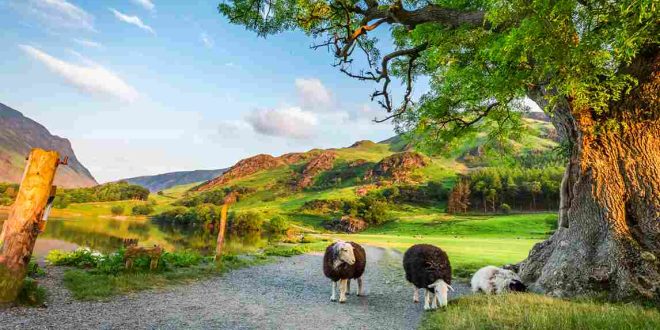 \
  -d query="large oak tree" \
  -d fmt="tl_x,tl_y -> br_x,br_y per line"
218,0 -> 659,301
